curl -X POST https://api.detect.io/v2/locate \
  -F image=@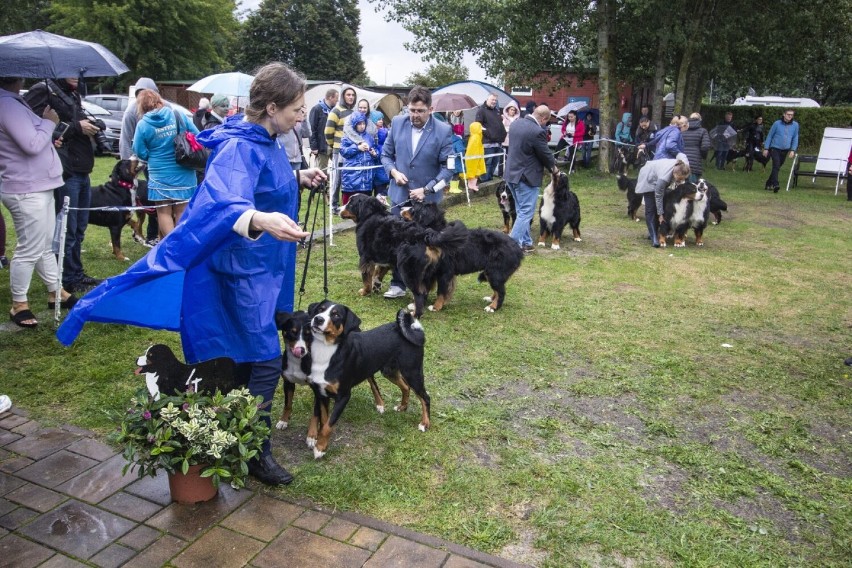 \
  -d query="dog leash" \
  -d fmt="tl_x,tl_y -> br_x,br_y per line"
297,182 -> 329,308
